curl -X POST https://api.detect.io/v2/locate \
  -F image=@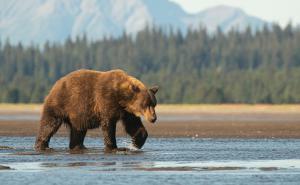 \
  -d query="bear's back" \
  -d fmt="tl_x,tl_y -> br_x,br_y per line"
44,69 -> 128,112
49,69 -> 127,95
